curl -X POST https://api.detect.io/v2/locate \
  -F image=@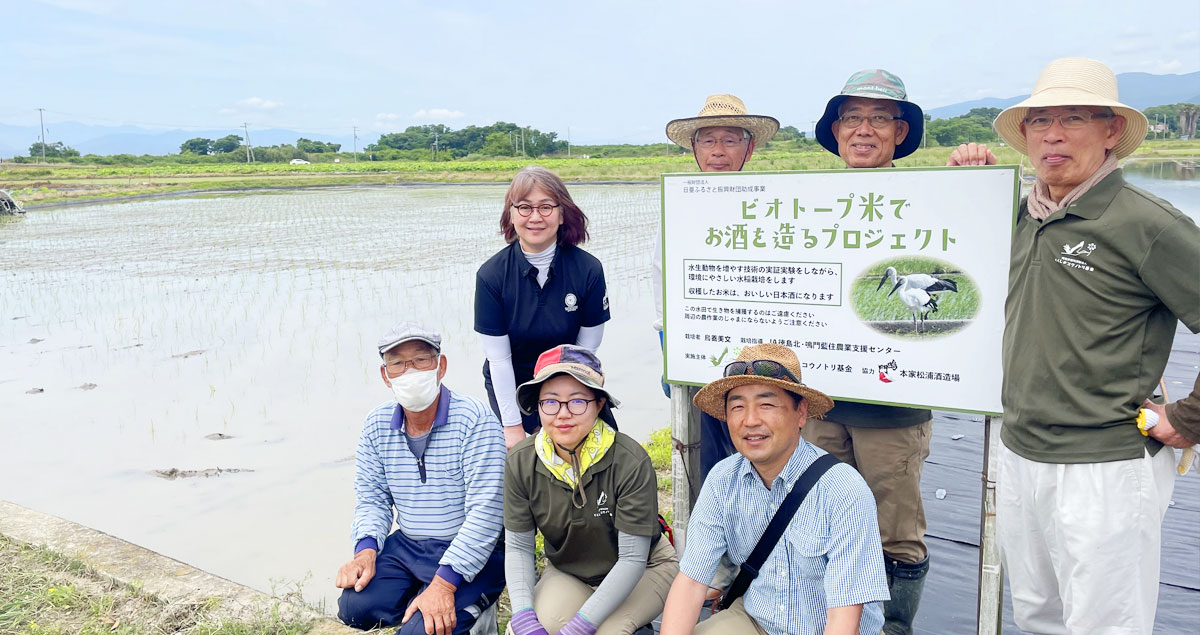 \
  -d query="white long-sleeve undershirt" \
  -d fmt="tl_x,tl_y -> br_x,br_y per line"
480,334 -> 522,428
